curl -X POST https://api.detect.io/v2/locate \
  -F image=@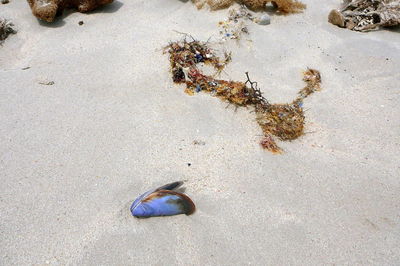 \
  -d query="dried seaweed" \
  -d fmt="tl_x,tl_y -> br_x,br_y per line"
165,39 -> 322,153
0,18 -> 16,44
328,0 -> 400,31
191,0 -> 306,13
